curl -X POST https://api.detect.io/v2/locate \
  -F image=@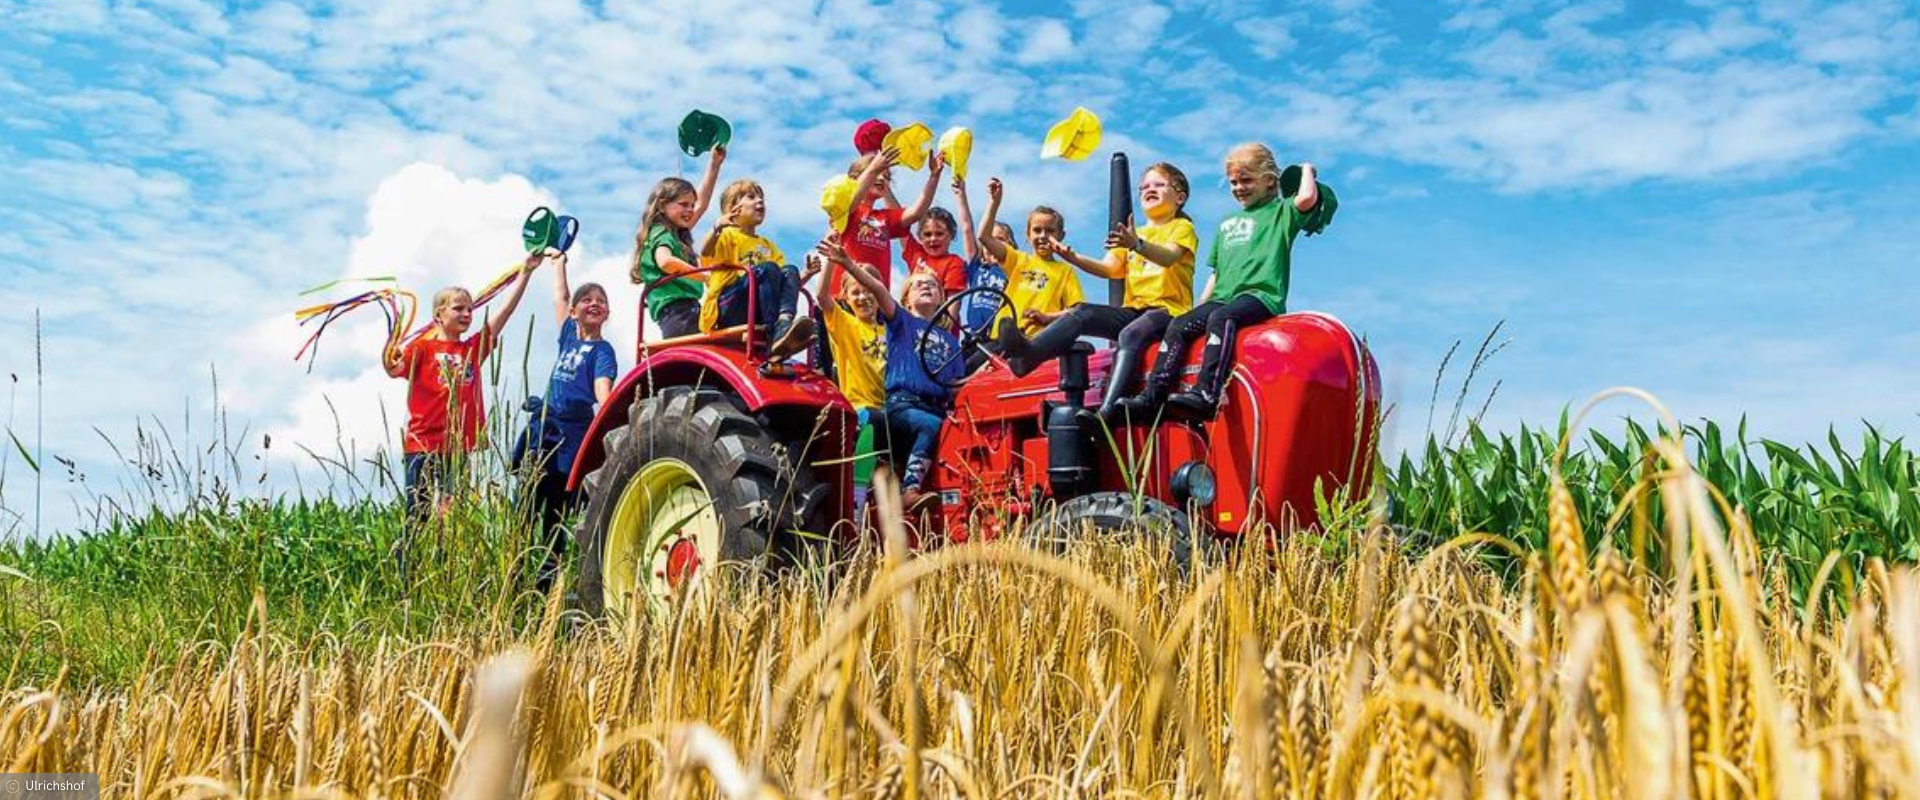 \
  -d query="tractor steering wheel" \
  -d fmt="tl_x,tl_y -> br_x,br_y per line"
916,286 -> 1012,389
